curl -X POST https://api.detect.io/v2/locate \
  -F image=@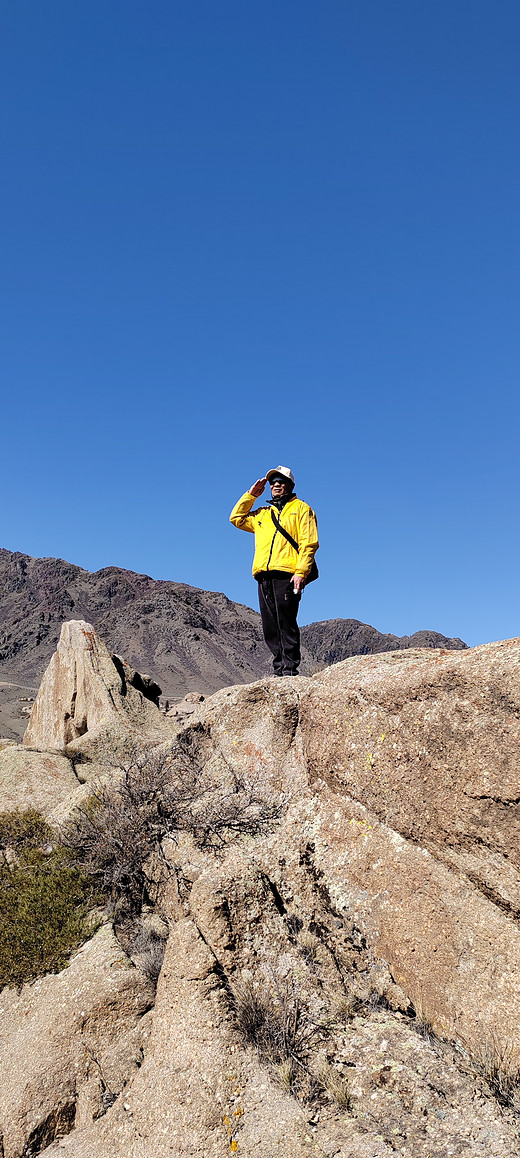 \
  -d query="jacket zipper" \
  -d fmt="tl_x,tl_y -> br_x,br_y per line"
266,529 -> 277,572
266,501 -> 294,572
